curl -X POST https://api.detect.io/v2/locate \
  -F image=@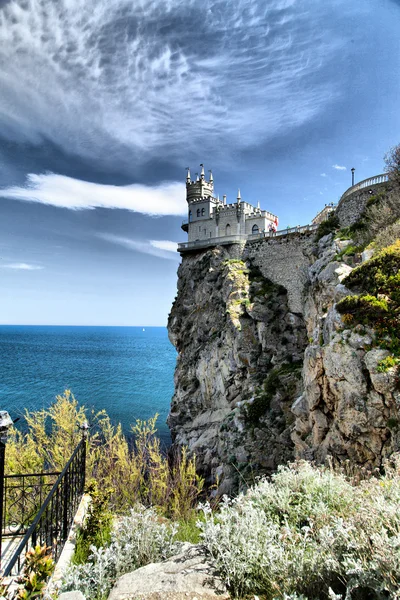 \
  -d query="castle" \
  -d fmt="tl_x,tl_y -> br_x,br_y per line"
181,165 -> 278,244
